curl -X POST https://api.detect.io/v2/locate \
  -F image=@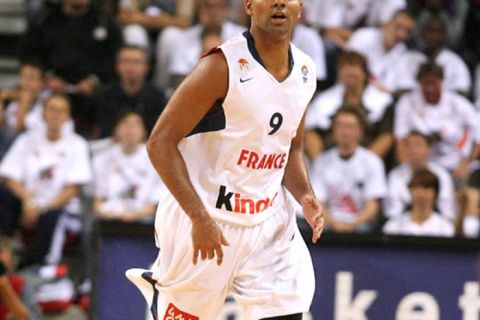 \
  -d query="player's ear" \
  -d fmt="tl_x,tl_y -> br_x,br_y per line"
245,0 -> 253,16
